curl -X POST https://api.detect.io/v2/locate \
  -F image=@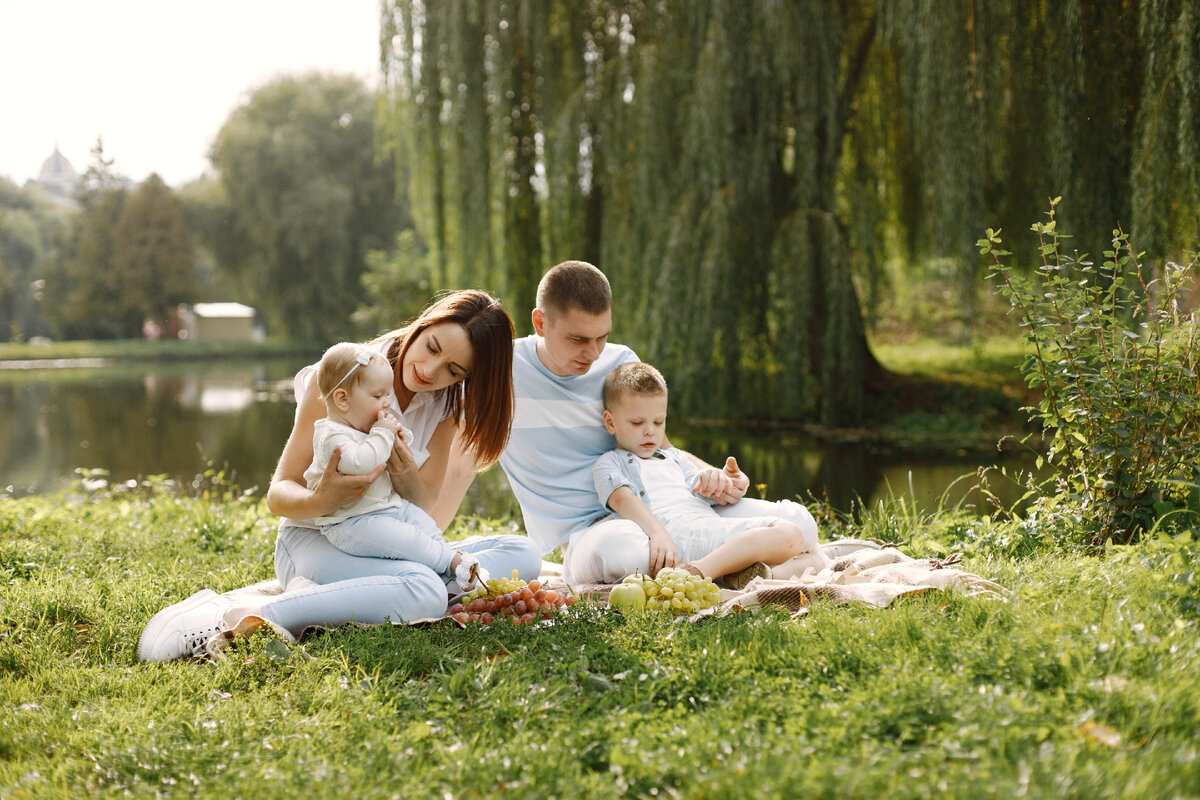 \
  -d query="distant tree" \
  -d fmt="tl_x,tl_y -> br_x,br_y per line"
43,148 -> 197,339
110,174 -> 197,333
43,186 -> 126,339
177,175 -> 249,303
209,72 -> 407,342
0,178 -> 64,341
